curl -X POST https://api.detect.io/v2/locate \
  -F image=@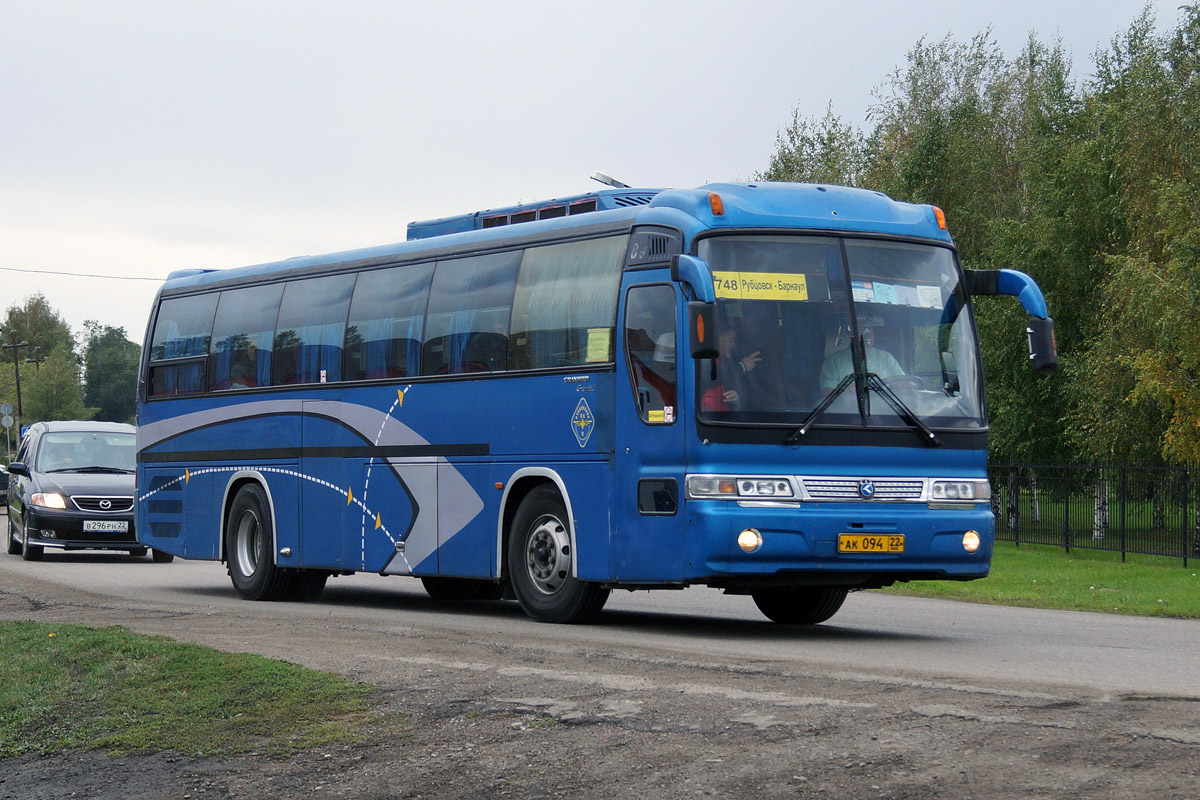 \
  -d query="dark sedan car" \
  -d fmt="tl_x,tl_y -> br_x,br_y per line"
6,421 -> 172,562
